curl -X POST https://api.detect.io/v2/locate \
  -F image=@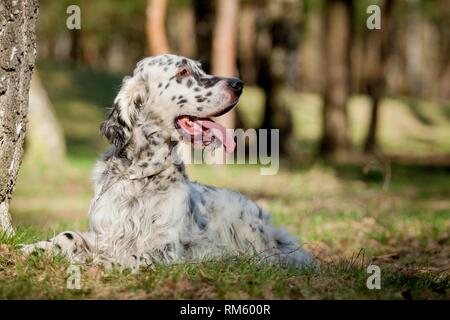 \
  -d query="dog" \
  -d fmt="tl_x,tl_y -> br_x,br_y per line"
21,54 -> 313,269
